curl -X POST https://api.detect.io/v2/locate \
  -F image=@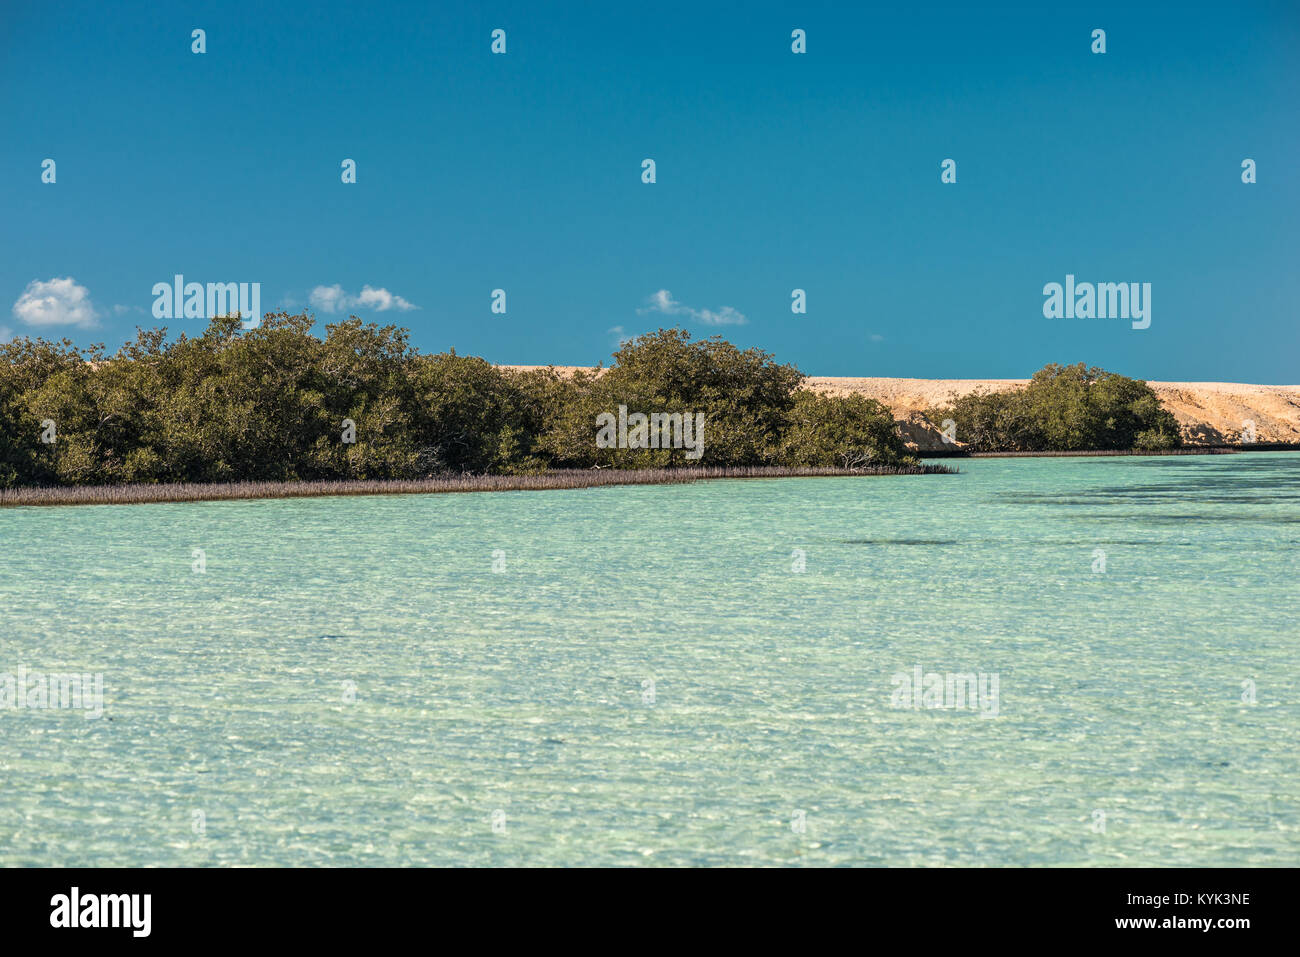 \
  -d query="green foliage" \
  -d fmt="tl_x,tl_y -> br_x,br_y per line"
0,378 -> 33,488
931,363 -> 1183,452
779,391 -> 916,469
410,352 -> 542,474
535,328 -> 806,468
